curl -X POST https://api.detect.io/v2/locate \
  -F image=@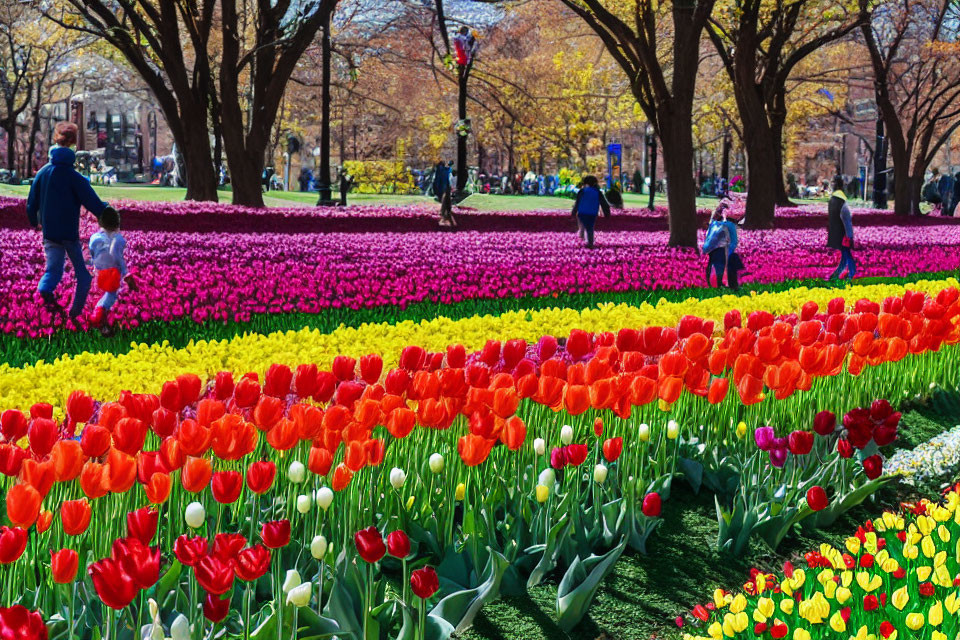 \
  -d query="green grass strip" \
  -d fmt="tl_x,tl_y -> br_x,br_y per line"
3,270 -> 957,369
